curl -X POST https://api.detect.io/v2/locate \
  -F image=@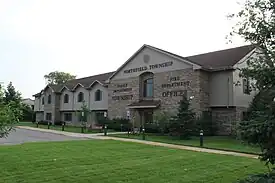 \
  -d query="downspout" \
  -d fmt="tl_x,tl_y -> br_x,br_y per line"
227,77 -> 230,108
